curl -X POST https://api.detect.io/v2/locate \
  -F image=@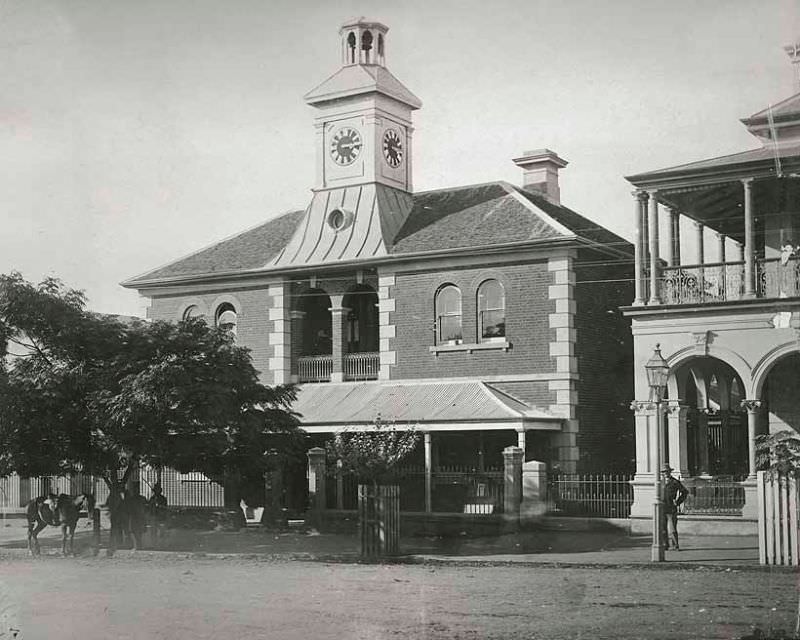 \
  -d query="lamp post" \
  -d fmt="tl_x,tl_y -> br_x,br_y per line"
645,344 -> 670,562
